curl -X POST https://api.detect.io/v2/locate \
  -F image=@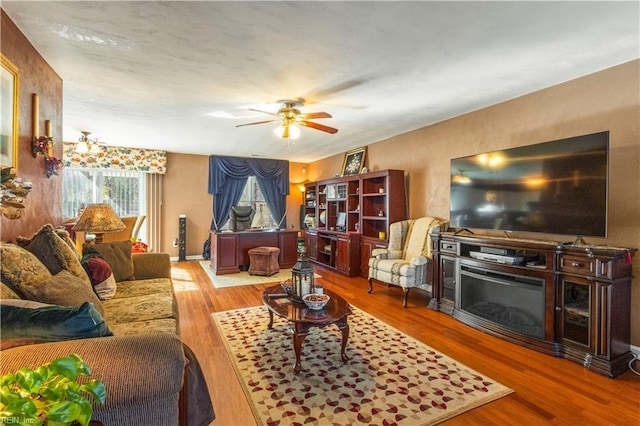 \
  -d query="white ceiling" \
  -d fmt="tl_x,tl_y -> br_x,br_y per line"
2,1 -> 638,163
